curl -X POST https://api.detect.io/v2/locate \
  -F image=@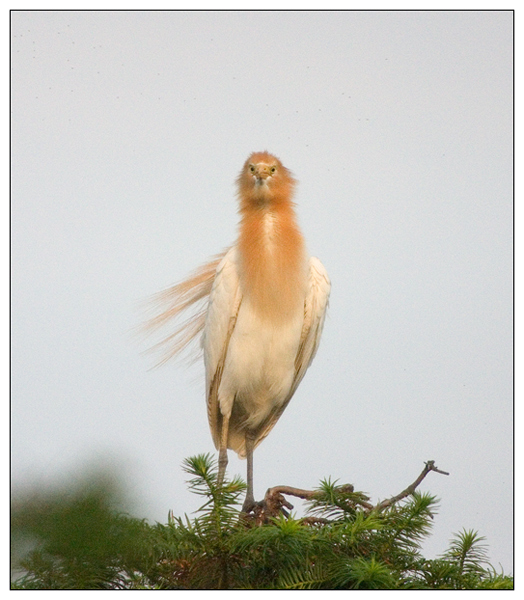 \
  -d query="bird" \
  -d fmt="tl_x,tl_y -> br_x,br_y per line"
146,151 -> 331,512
